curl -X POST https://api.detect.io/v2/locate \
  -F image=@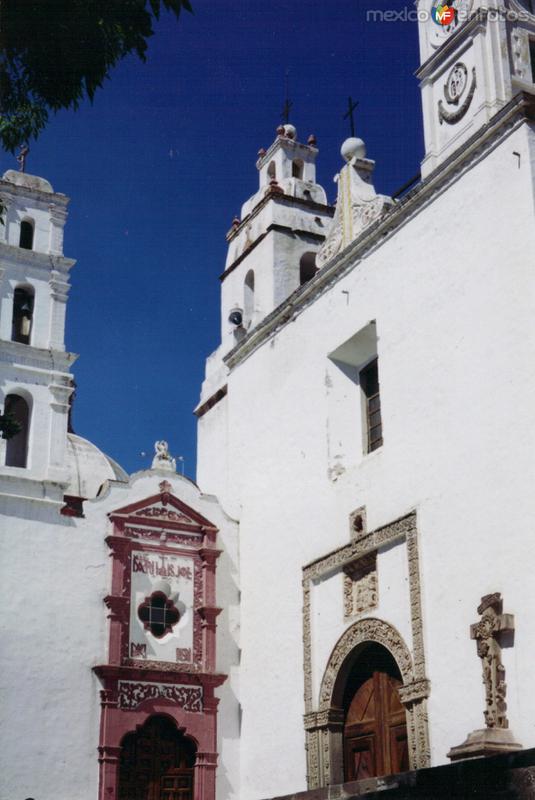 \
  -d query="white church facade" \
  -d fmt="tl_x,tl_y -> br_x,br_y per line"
2,1 -> 535,799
